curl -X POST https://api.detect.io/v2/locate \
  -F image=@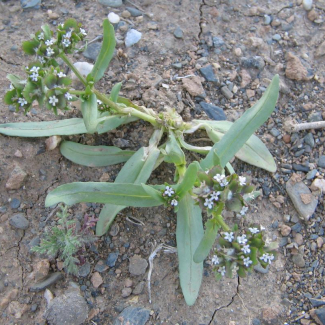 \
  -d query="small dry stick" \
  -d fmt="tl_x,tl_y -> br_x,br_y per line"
284,120 -> 325,133
147,243 -> 177,303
